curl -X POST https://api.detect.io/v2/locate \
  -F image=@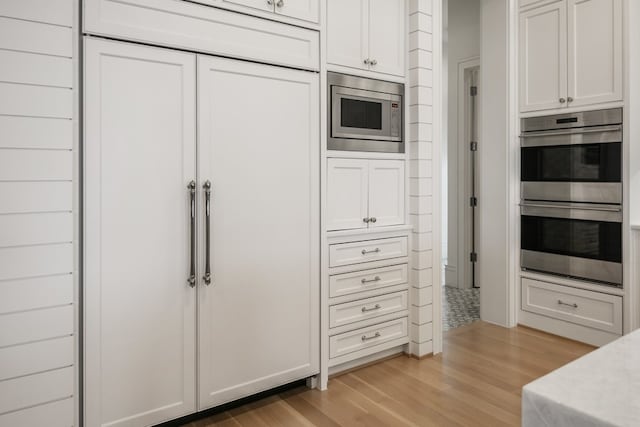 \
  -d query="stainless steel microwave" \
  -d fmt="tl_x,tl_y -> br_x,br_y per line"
328,72 -> 404,153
